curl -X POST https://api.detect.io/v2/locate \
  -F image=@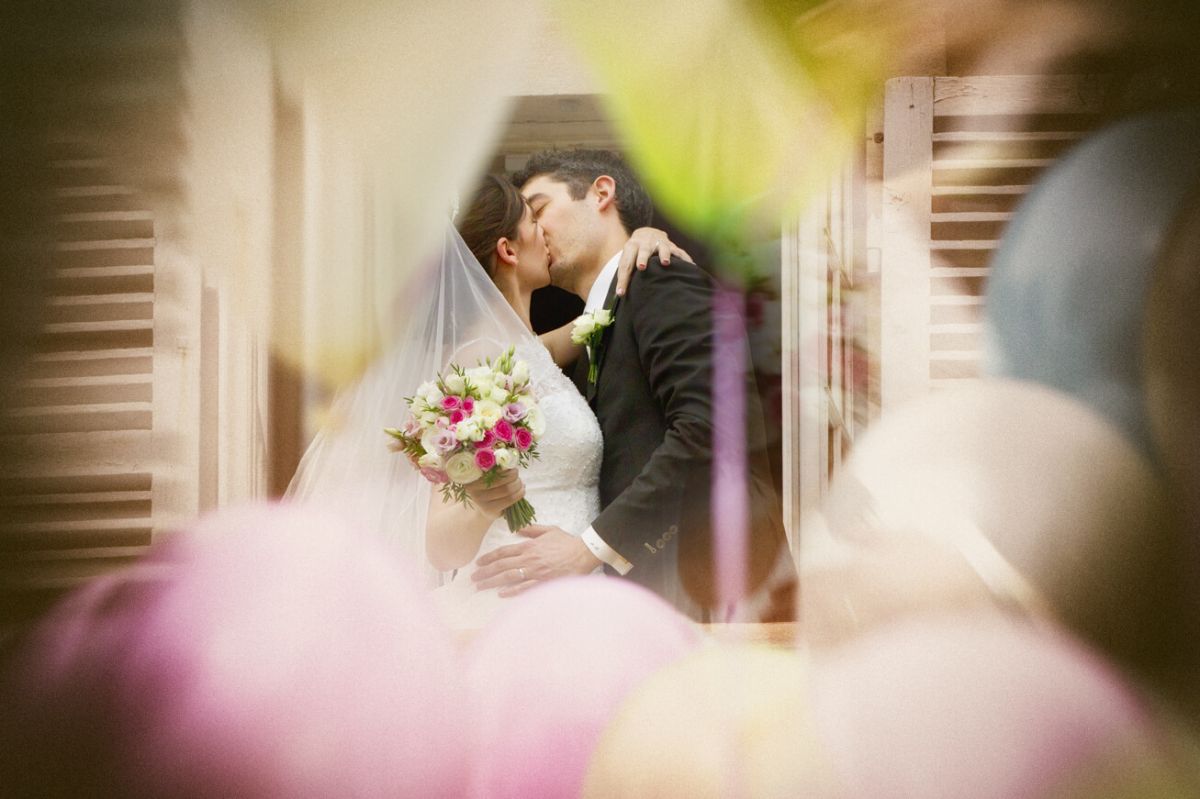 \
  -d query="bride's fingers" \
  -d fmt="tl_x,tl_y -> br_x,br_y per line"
664,241 -> 692,264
